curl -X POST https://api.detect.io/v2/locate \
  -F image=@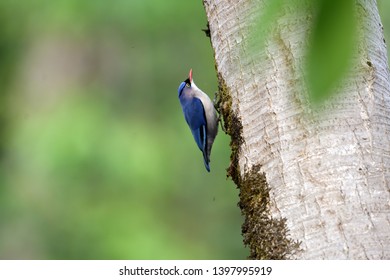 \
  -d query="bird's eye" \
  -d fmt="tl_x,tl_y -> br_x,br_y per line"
185,83 -> 191,88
